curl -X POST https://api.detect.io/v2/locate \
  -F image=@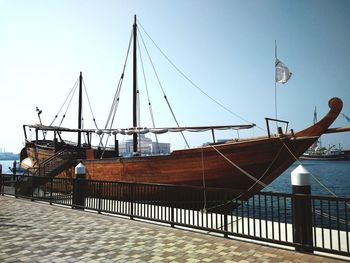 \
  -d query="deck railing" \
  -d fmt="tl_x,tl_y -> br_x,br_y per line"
1,174 -> 349,258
